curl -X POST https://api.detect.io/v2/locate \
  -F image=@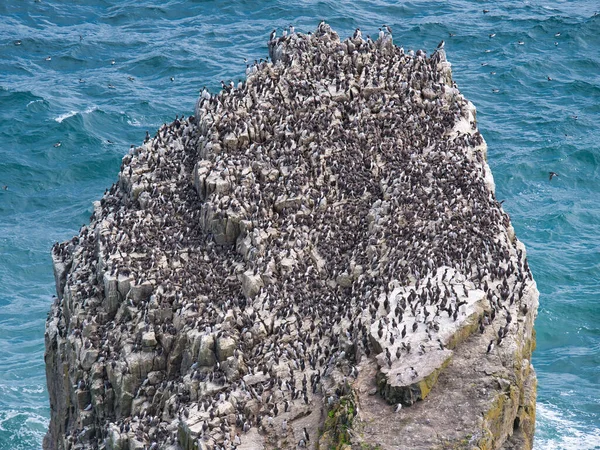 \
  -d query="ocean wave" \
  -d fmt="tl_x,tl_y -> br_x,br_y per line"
53,106 -> 98,123
0,409 -> 49,450
535,402 -> 600,450
26,99 -> 44,107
